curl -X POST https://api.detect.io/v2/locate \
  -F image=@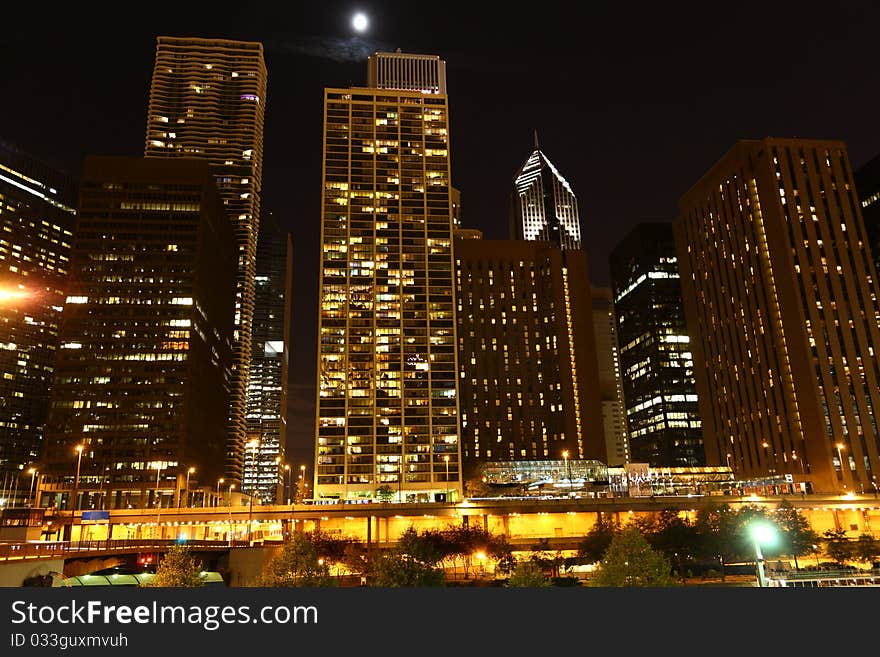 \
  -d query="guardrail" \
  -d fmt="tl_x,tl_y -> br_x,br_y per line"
0,539 -> 237,561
